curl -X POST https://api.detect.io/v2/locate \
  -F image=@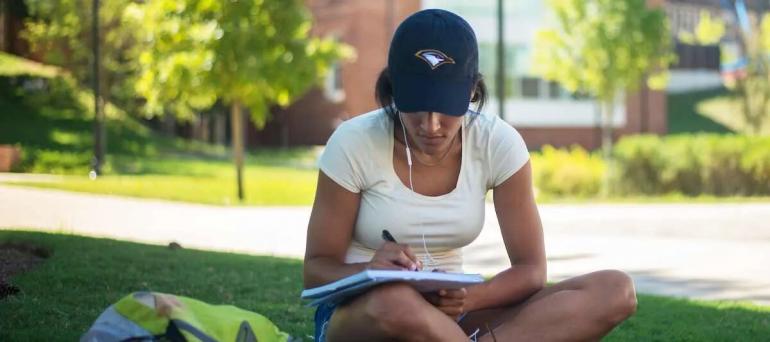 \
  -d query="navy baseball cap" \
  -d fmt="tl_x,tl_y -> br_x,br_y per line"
388,9 -> 479,116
